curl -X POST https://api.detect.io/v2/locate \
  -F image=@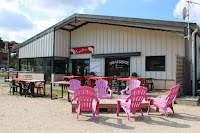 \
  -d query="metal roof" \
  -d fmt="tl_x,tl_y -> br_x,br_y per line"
20,13 -> 198,48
